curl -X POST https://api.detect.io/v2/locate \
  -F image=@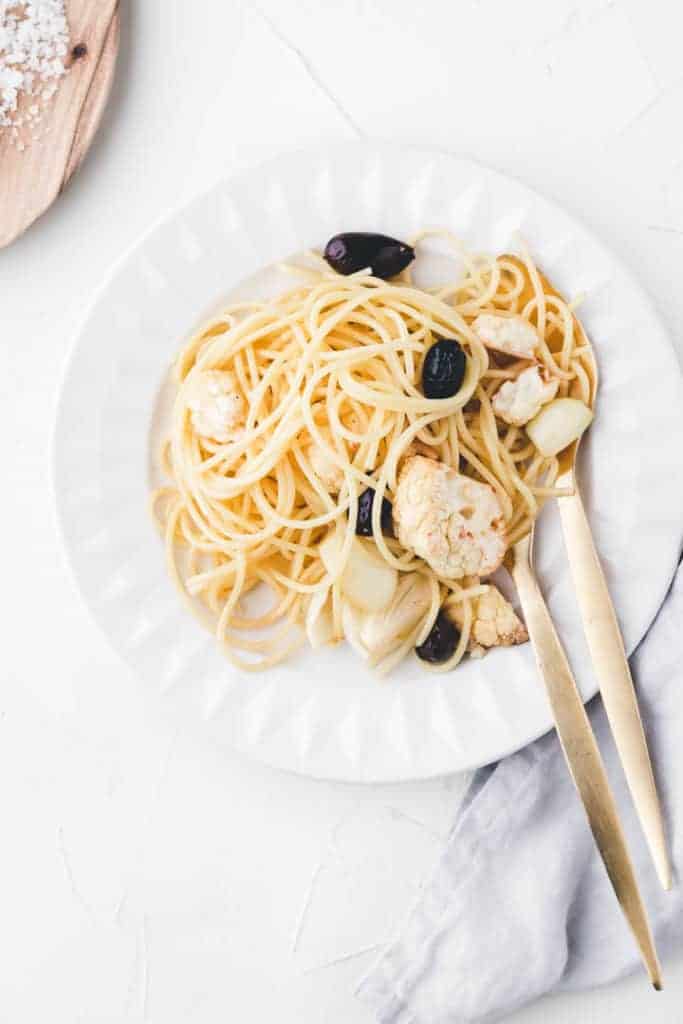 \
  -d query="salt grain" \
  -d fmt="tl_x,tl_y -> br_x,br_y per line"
0,1 -> 70,143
